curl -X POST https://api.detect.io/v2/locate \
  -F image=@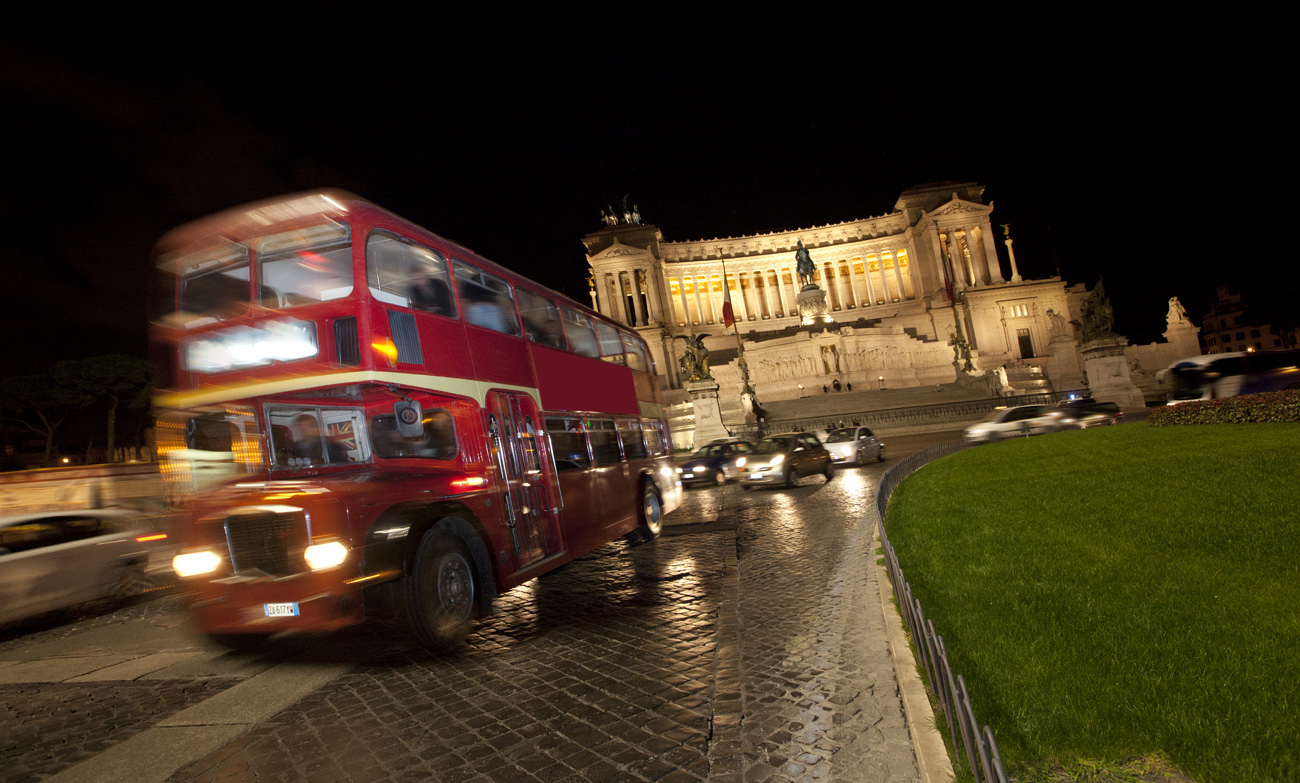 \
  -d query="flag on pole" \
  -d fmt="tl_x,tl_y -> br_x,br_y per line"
721,277 -> 735,328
